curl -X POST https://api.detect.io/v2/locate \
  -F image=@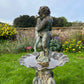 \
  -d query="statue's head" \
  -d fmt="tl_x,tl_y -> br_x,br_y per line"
38,6 -> 50,18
